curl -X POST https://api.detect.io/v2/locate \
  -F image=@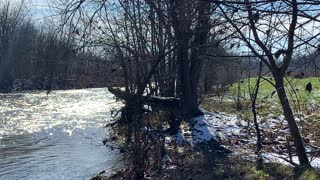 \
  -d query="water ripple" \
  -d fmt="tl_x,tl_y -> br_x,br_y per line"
0,88 -> 123,180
